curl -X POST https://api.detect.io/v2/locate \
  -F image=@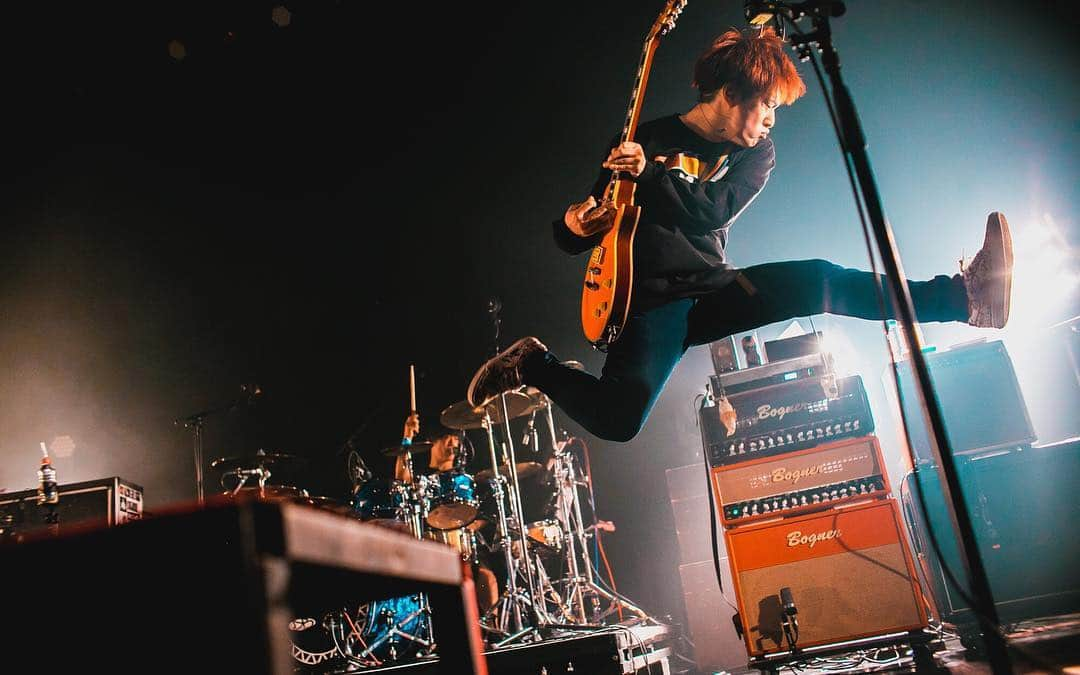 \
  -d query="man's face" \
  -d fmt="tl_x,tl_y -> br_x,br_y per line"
431,434 -> 461,468
730,93 -> 778,147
